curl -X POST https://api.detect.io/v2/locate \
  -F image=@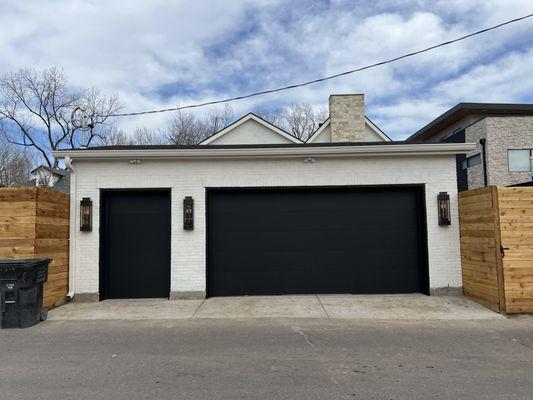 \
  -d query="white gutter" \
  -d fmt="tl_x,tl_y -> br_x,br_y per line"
64,156 -> 76,300
53,143 -> 476,160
